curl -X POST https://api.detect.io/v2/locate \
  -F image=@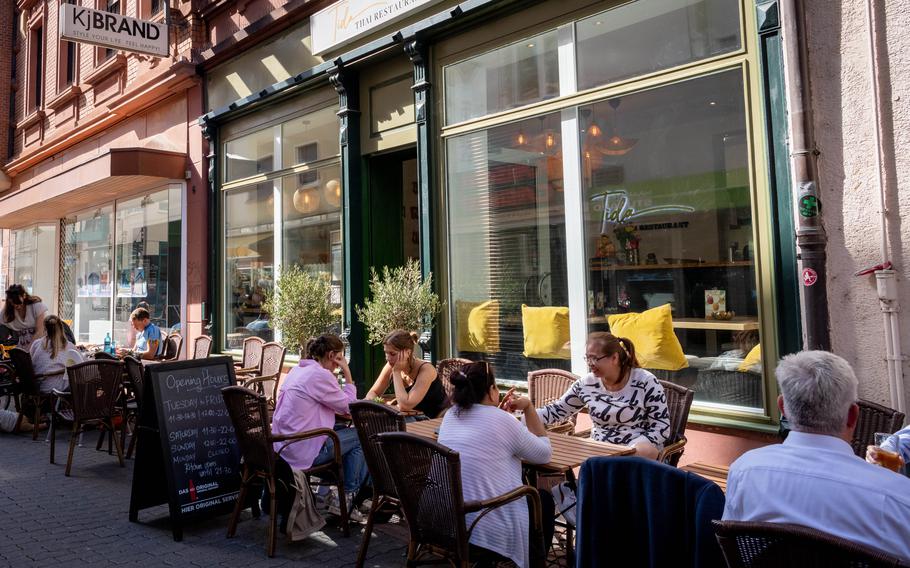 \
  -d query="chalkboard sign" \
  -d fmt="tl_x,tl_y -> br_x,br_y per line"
129,356 -> 241,541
